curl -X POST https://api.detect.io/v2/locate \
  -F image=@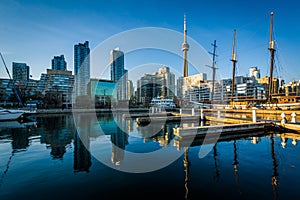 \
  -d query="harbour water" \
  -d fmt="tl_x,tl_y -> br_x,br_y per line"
0,113 -> 300,199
